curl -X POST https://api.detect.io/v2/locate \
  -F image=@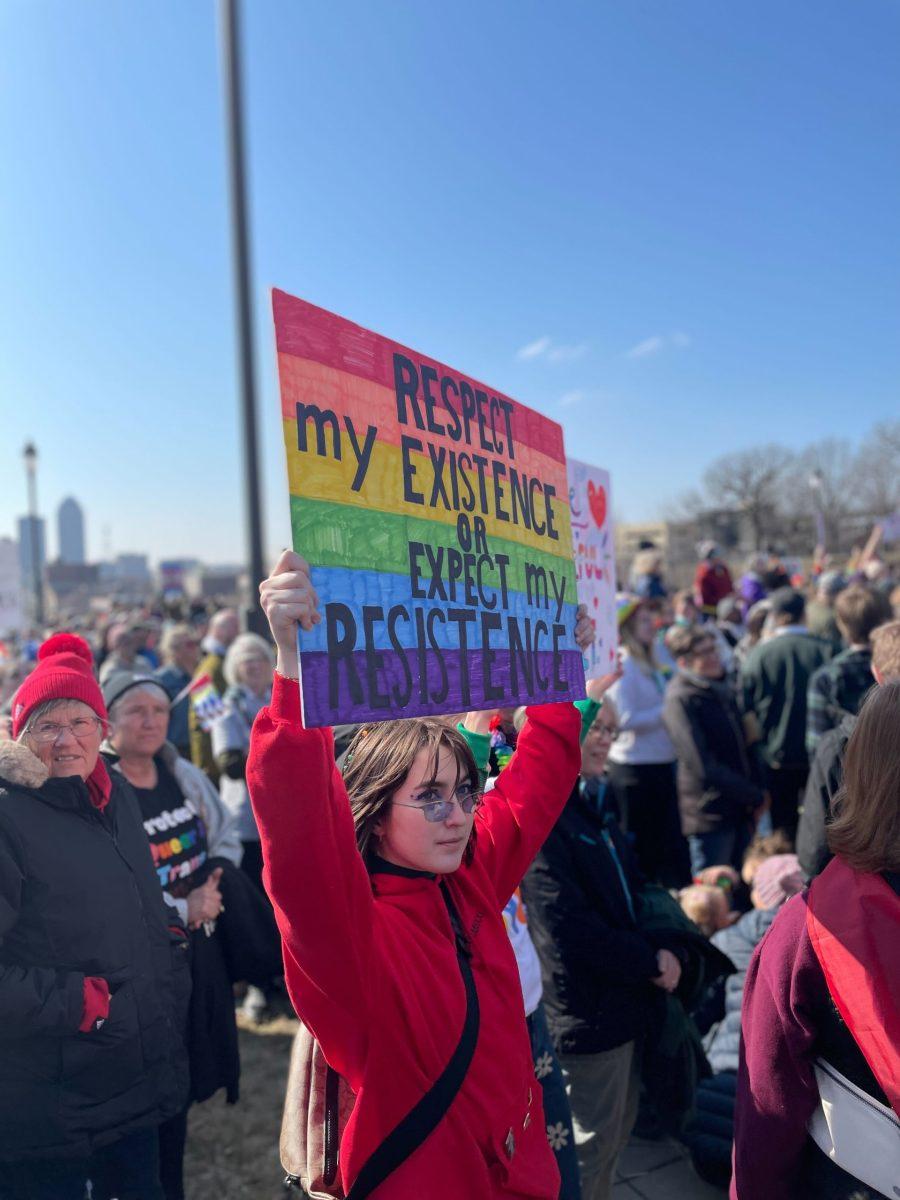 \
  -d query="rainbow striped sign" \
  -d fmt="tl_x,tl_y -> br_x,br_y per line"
273,289 -> 584,727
